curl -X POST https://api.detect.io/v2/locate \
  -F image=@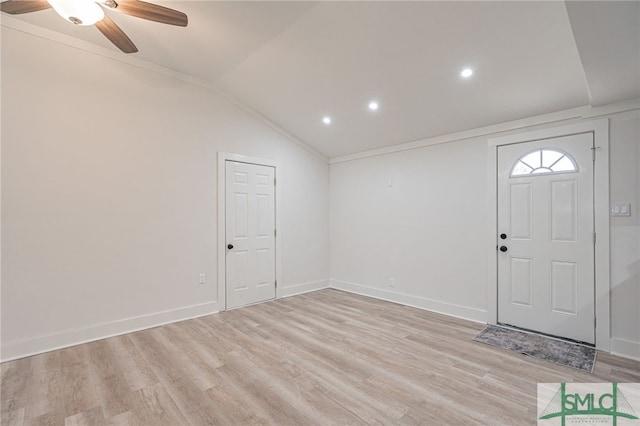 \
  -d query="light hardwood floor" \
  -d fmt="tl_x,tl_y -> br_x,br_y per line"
2,289 -> 639,425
